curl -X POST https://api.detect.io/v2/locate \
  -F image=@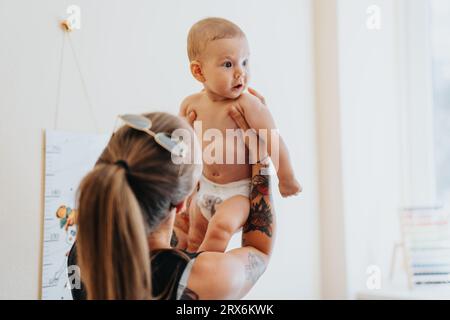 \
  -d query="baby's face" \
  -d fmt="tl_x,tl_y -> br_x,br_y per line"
201,37 -> 250,100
